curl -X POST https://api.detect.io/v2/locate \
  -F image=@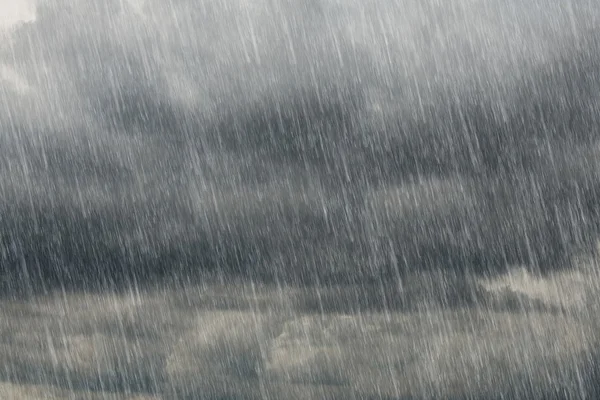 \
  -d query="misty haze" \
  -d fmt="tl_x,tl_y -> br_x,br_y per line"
1,0 -> 600,398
